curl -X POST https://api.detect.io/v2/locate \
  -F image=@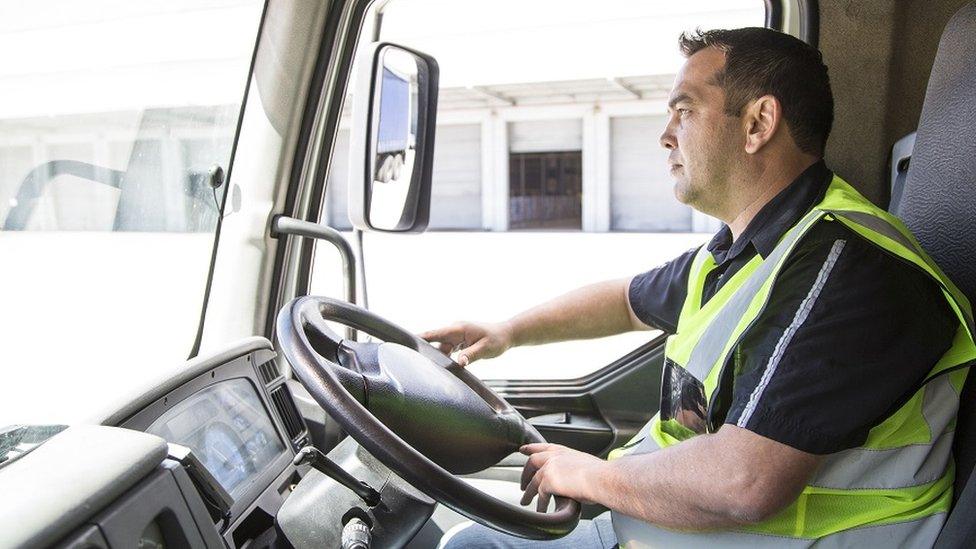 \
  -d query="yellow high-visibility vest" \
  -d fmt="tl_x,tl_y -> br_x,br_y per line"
611,176 -> 976,547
